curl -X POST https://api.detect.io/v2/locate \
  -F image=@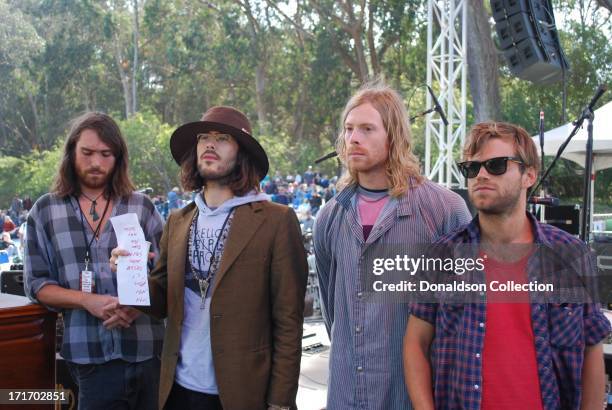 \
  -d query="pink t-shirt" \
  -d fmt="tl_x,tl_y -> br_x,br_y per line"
357,187 -> 389,240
